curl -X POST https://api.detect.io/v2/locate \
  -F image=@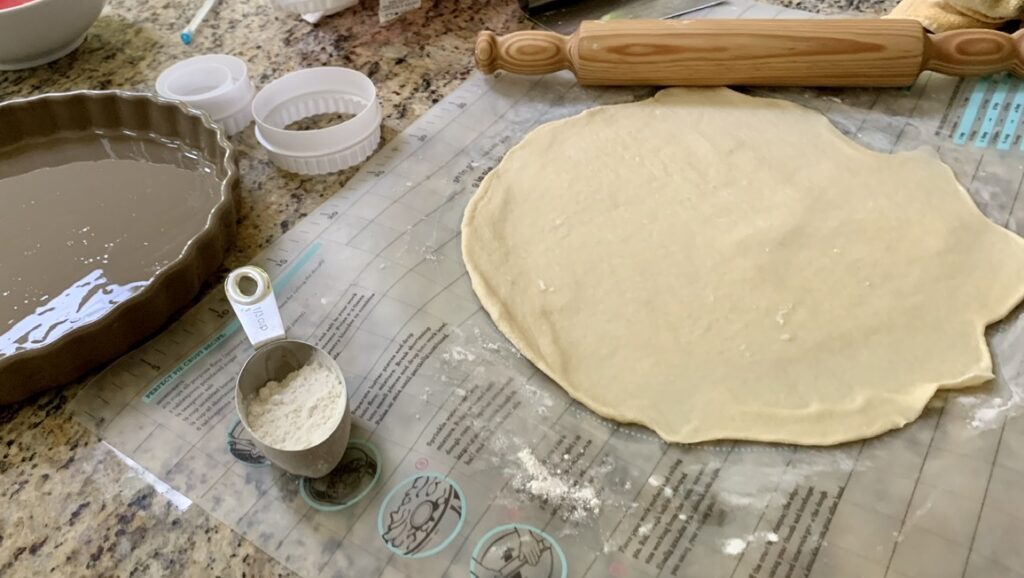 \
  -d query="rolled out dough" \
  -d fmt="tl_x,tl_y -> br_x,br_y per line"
462,87 -> 1024,445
